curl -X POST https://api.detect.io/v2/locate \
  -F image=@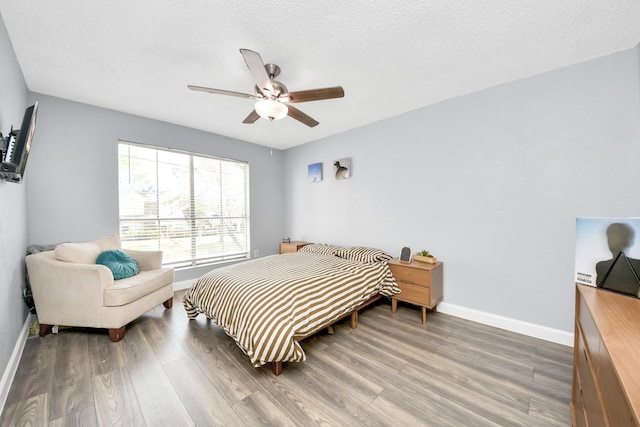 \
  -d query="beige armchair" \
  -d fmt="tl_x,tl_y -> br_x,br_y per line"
25,235 -> 174,342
